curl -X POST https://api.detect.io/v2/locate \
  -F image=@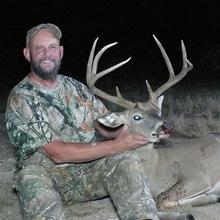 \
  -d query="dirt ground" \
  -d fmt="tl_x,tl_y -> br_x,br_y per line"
0,113 -> 23,220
